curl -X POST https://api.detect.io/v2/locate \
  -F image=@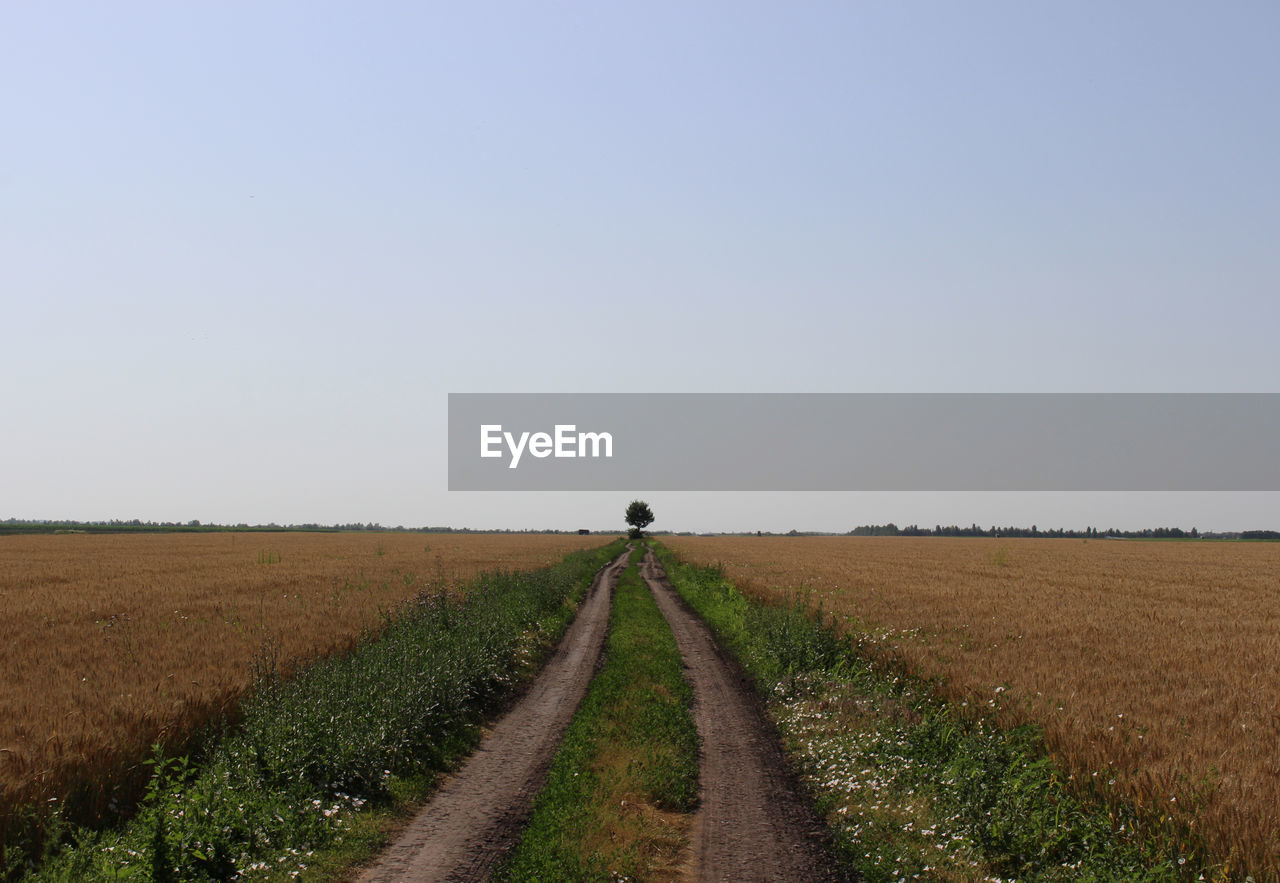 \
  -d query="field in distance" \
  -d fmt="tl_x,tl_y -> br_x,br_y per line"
663,535 -> 1280,874
0,531 -> 607,824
